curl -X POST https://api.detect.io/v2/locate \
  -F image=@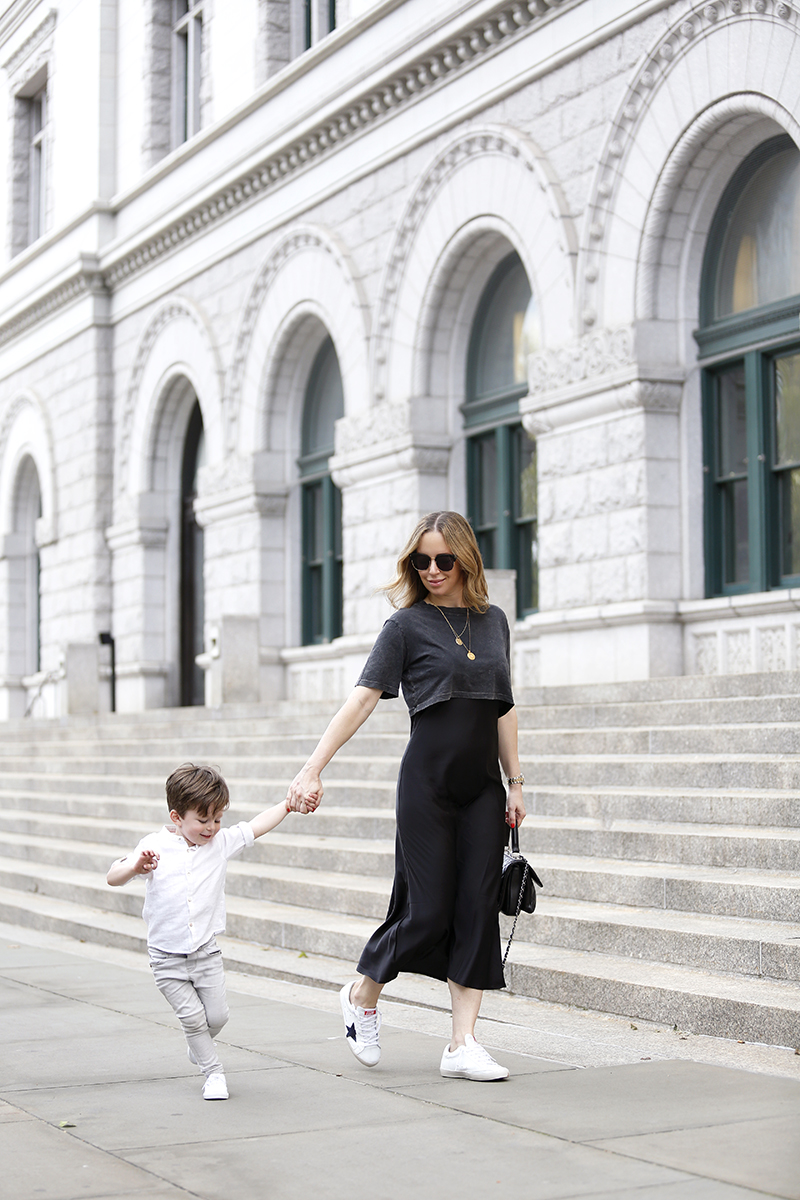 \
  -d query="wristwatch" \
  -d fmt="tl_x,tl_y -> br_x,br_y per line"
507,774 -> 525,786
